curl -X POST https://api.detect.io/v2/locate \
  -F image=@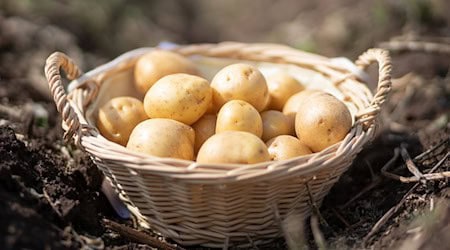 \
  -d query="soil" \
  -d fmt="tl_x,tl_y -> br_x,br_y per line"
0,2 -> 449,250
